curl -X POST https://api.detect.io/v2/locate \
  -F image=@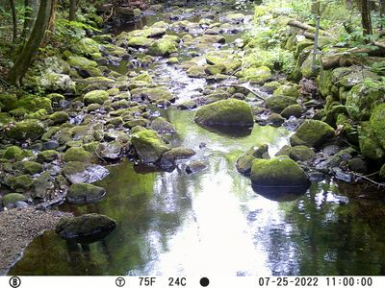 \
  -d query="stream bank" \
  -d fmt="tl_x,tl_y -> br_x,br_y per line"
1,0 -> 385,276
